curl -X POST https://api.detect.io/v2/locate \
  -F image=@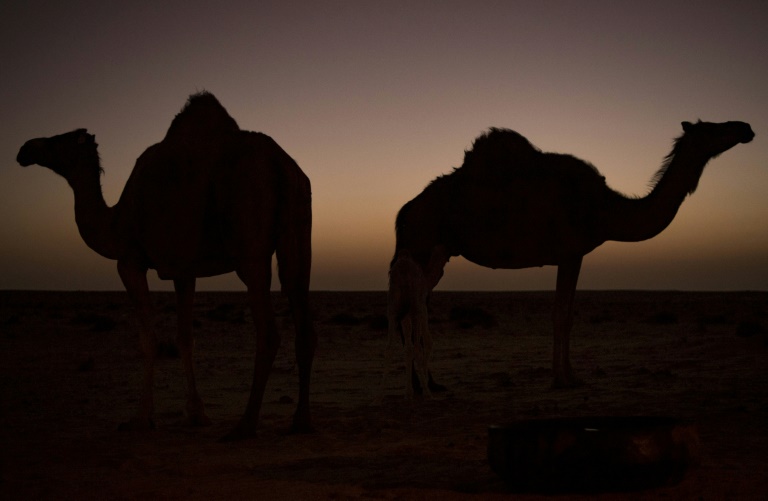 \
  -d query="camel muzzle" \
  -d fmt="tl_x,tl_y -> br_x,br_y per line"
16,140 -> 40,167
